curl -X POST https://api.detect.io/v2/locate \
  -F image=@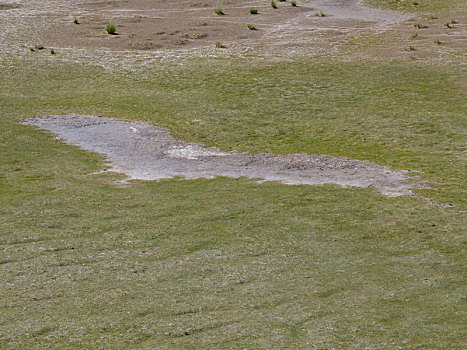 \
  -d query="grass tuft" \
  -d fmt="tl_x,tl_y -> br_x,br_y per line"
215,6 -> 224,15
106,23 -> 116,34
291,0 -> 297,6
413,23 -> 427,28
250,8 -> 258,14
271,0 -> 277,8
247,23 -> 256,30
